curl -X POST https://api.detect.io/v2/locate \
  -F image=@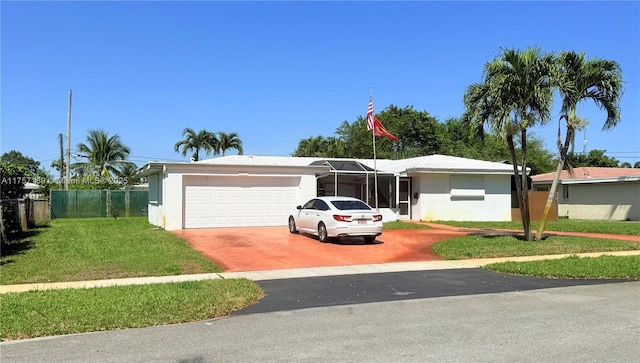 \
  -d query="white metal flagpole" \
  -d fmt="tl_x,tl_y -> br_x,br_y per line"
370,87 -> 379,211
